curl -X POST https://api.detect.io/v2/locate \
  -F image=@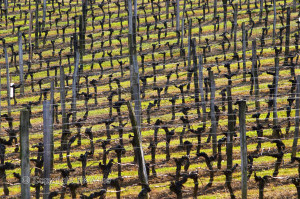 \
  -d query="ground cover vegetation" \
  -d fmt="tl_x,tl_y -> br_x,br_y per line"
0,0 -> 300,198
